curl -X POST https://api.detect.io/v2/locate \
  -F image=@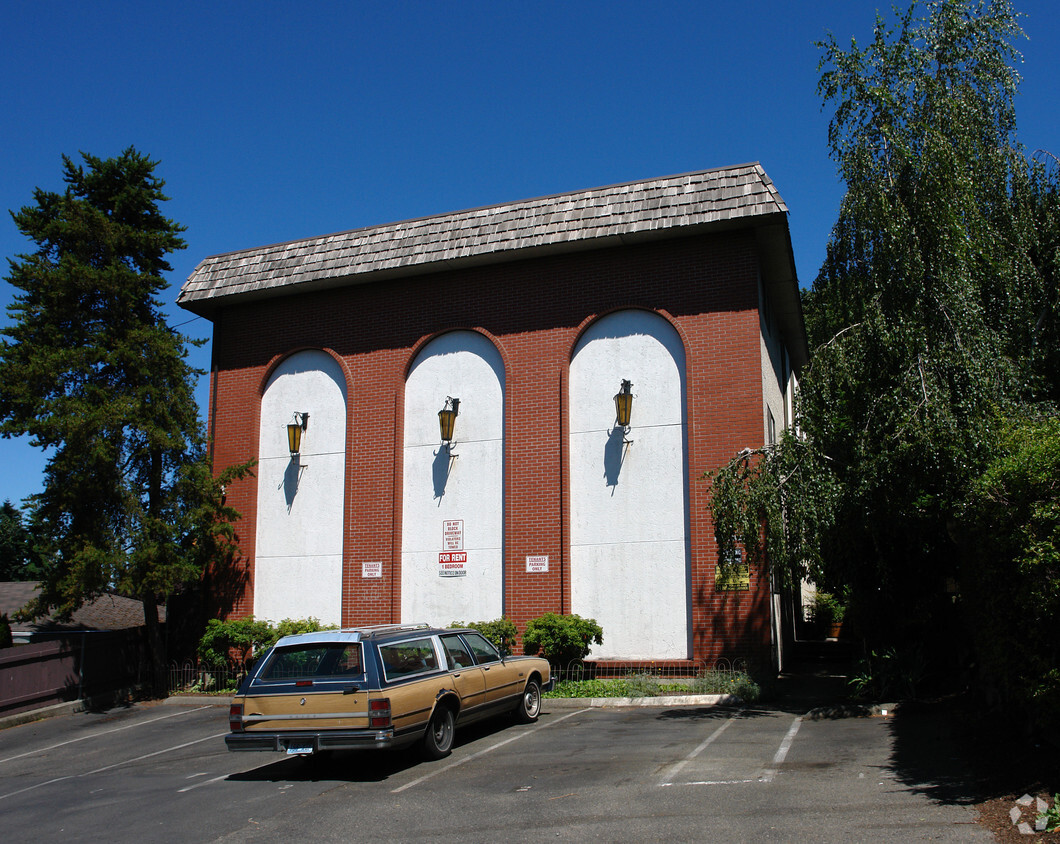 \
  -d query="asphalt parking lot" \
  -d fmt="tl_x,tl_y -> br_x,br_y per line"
0,692 -> 991,843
